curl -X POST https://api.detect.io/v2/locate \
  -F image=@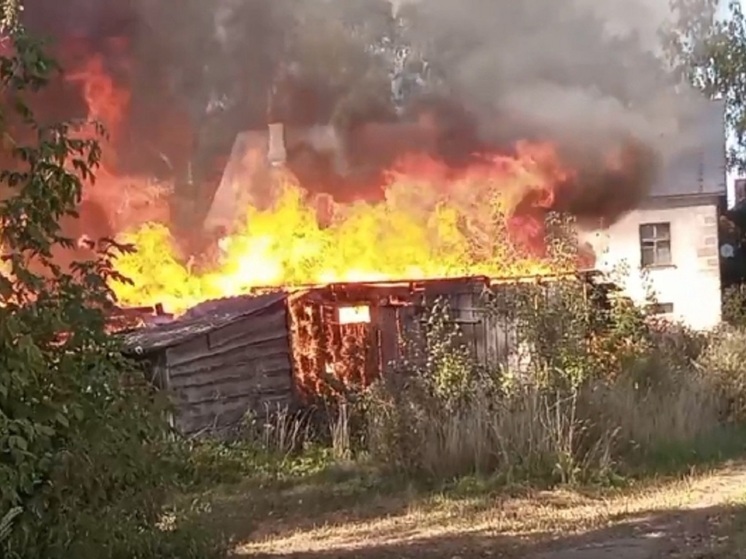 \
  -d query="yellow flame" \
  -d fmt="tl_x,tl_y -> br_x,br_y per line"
112,149 -> 564,315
